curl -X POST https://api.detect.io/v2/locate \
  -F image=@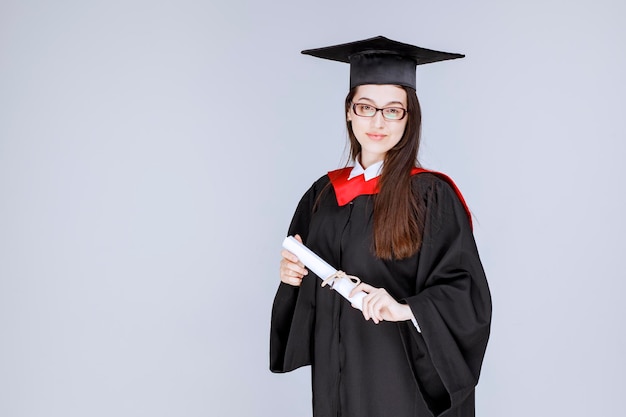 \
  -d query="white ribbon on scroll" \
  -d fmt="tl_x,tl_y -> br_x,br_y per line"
282,236 -> 366,310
